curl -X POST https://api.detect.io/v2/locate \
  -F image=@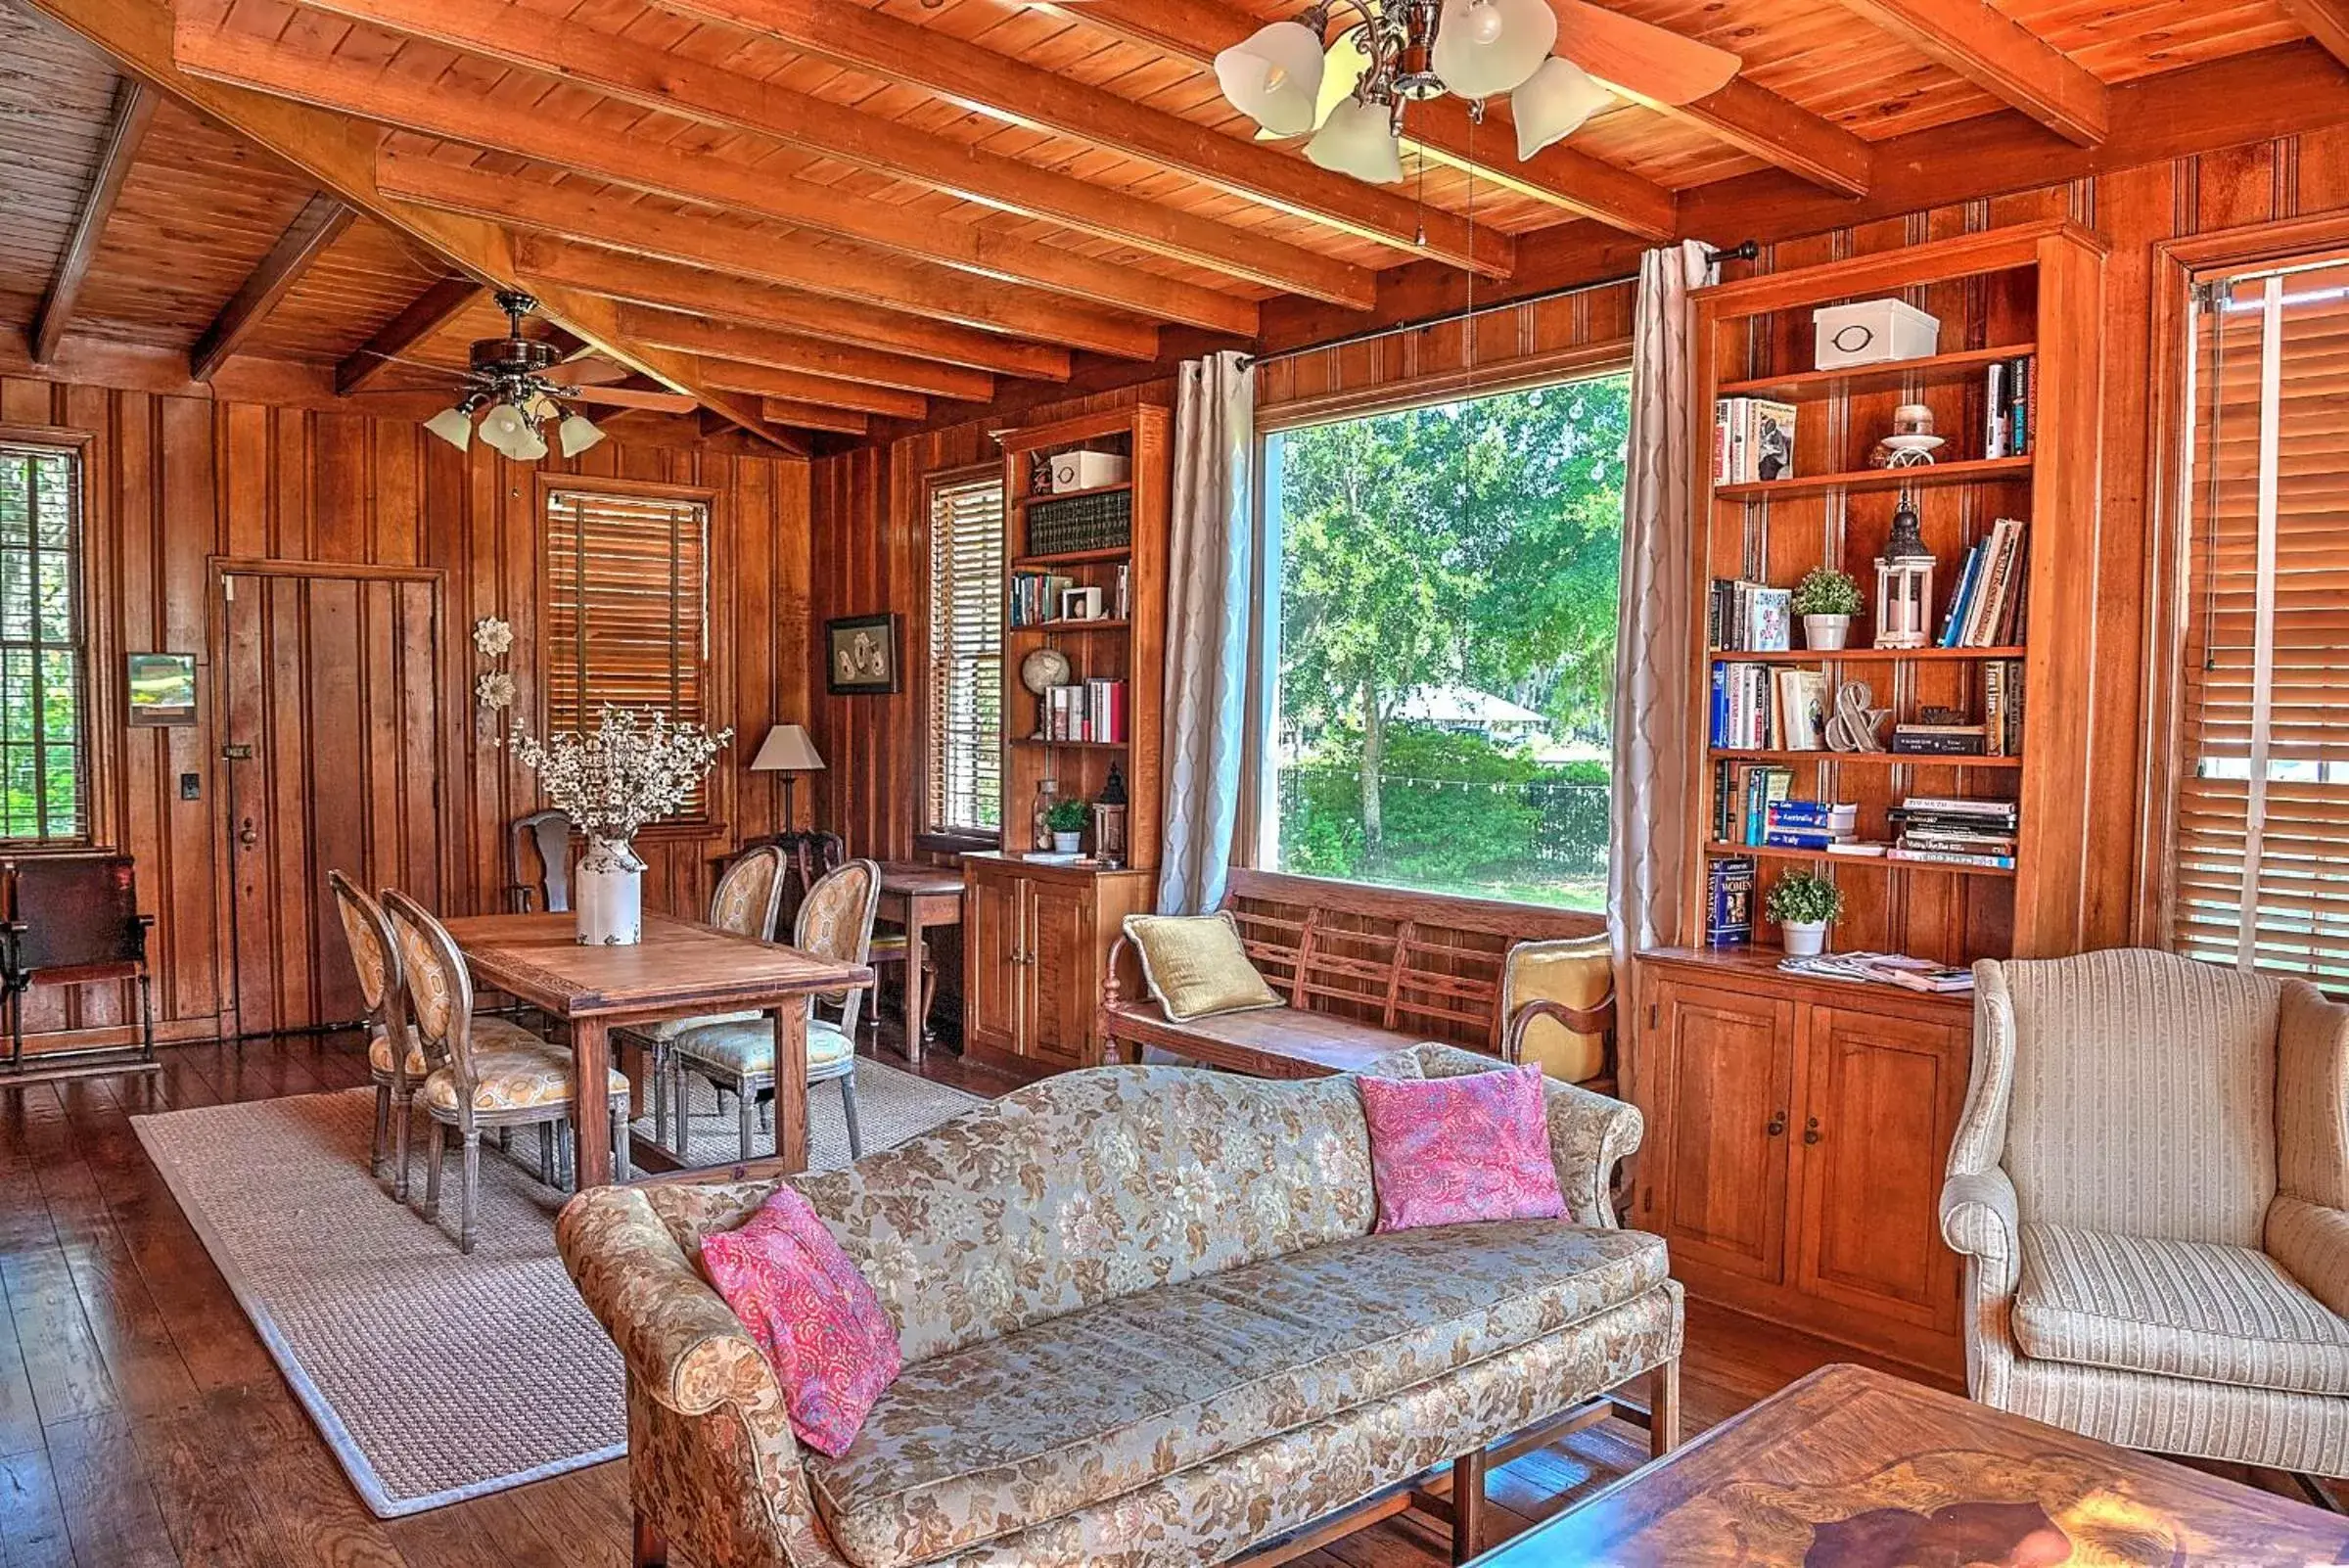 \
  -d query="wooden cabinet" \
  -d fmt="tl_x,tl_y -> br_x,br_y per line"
962,854 -> 1151,1072
1635,950 -> 1972,1375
